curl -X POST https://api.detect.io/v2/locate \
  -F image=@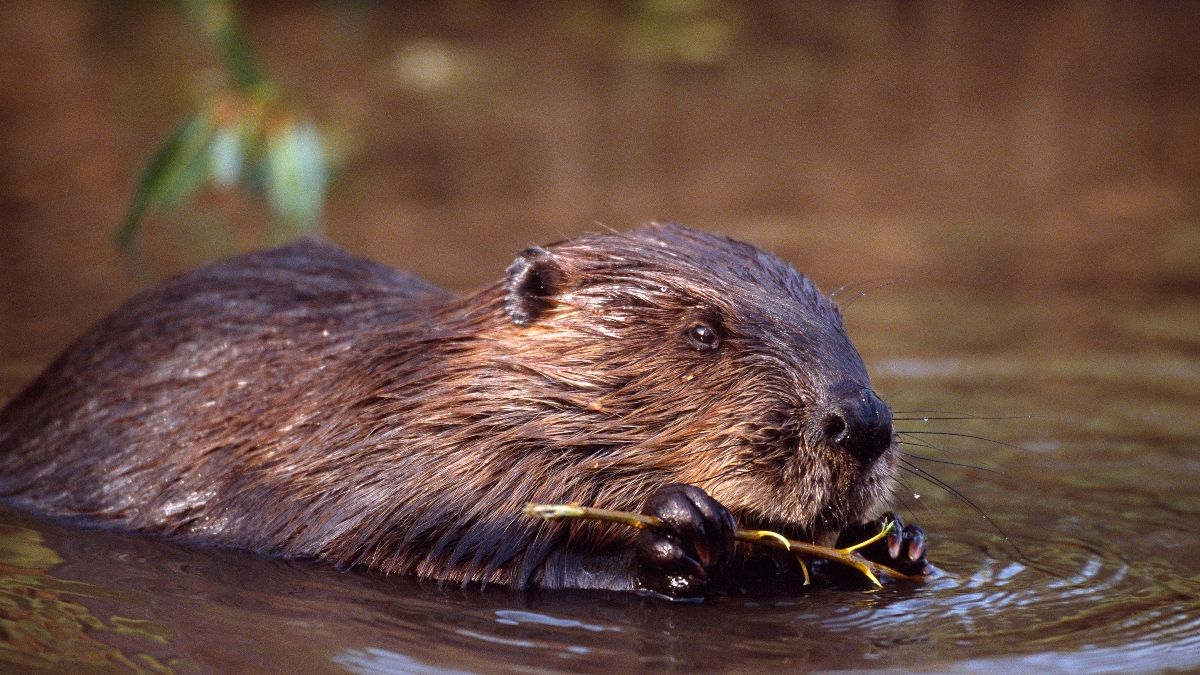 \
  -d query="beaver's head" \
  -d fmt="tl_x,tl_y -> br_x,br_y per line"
489,222 -> 896,544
